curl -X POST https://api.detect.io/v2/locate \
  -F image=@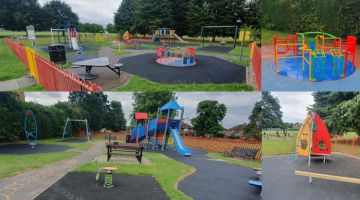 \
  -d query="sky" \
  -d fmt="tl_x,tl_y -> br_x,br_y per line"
37,0 -> 121,27
24,92 -> 261,129
271,92 -> 315,123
